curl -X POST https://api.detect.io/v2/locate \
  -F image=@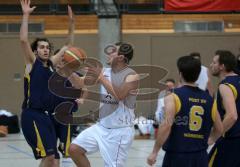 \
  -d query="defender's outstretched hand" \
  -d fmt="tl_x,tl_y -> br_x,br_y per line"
20,0 -> 36,15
